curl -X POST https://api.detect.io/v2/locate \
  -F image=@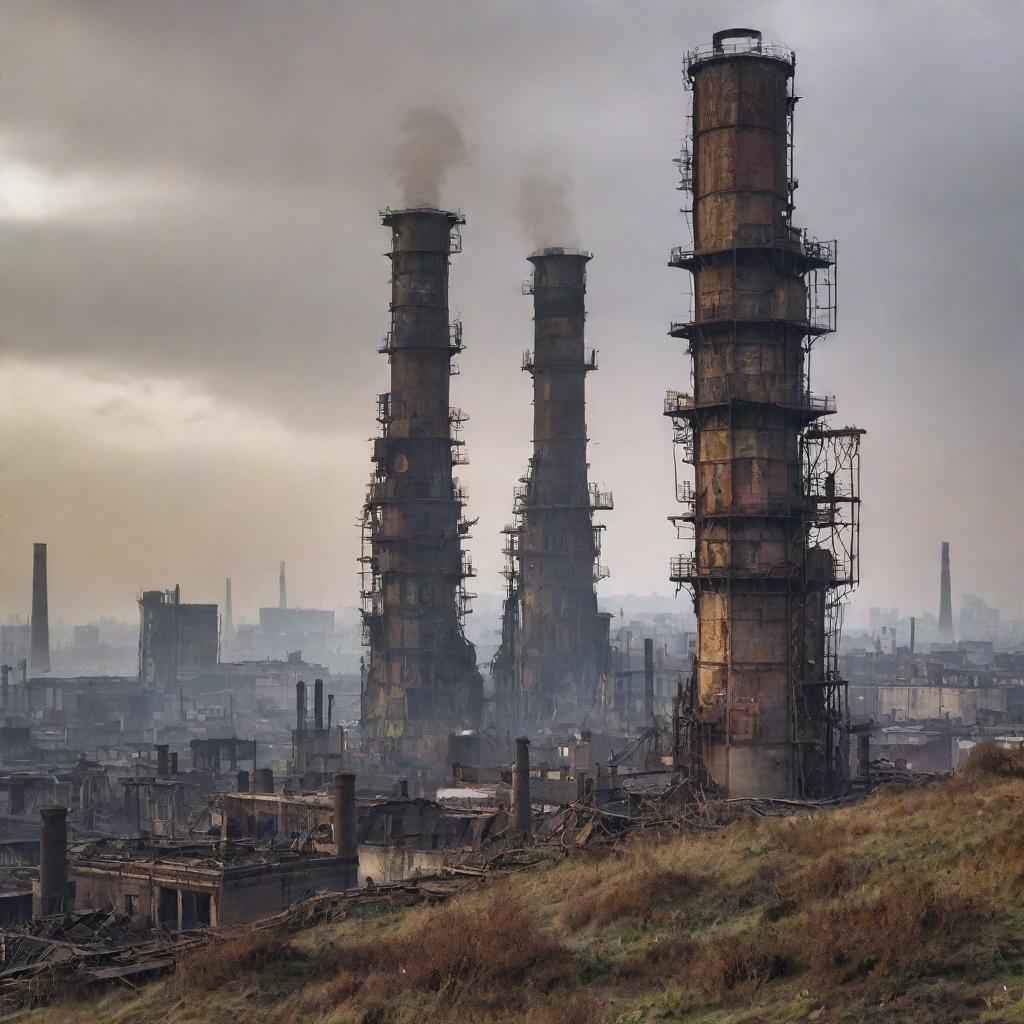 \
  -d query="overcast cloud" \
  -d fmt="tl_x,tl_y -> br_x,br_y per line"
0,0 -> 1021,626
